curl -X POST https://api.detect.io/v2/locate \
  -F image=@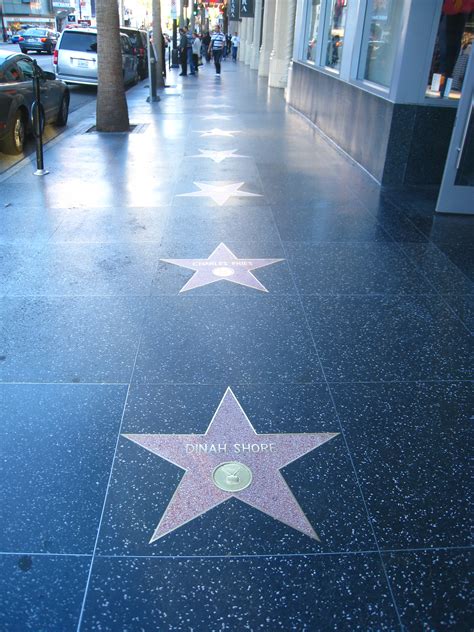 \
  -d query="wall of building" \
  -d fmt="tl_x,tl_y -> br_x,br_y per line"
288,61 -> 456,186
